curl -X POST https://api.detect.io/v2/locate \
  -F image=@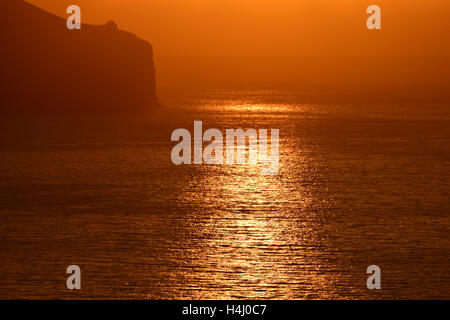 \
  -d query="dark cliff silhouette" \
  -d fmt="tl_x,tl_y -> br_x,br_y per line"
0,0 -> 159,115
